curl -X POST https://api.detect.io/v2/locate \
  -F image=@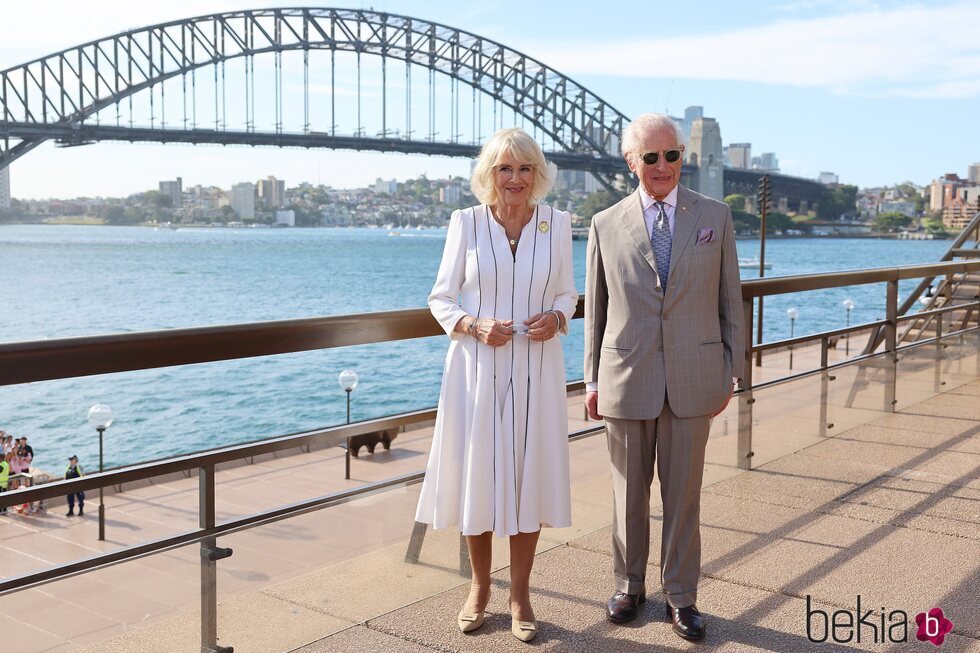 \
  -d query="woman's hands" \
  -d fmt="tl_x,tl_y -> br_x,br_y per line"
524,311 -> 561,342
458,311 -> 562,345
